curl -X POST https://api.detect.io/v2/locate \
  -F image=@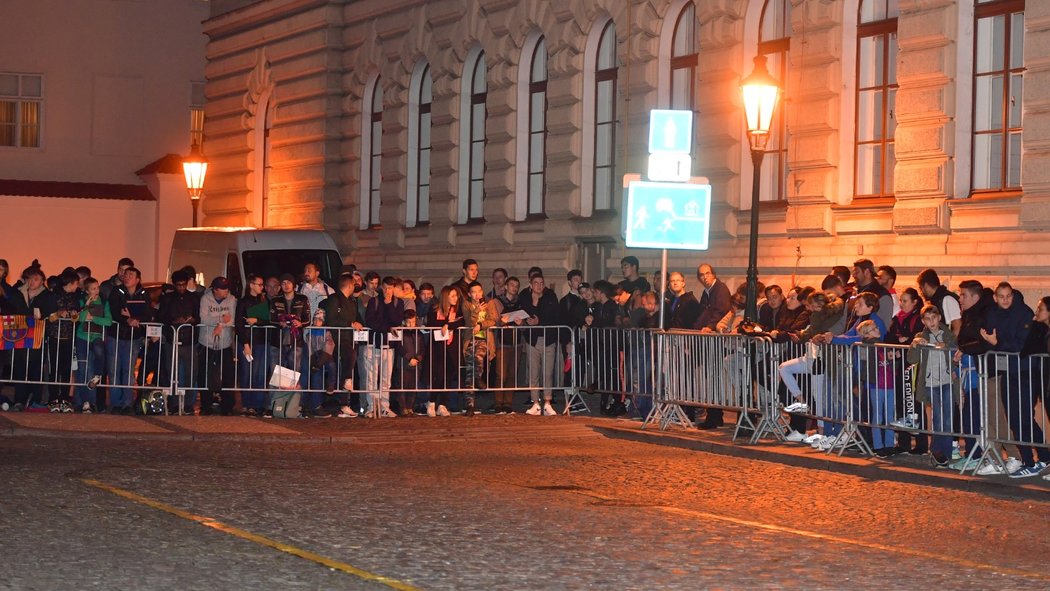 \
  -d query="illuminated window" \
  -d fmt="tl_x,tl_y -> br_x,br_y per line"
855,0 -> 898,198
758,0 -> 790,202
0,73 -> 42,148
670,2 -> 698,113
972,0 -> 1024,192
360,77 -> 383,229
594,21 -> 617,212
408,62 -> 432,226
467,53 -> 486,221
527,37 -> 548,217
